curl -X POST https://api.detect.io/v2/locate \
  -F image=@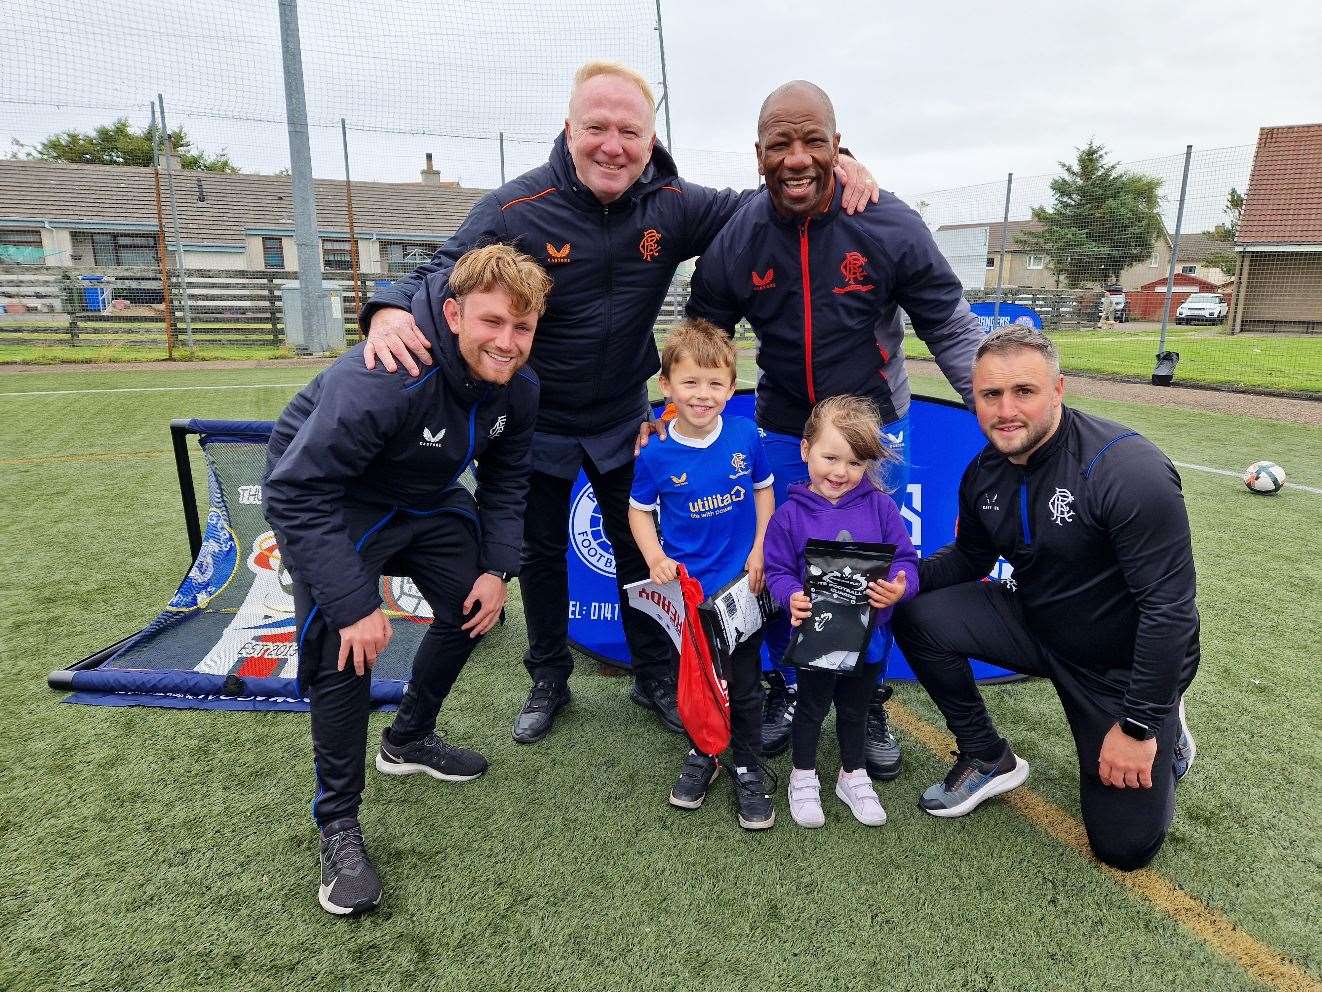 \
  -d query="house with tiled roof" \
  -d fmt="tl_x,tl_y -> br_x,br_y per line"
1173,232 -> 1235,285
1229,123 -> 1322,334
935,218 -> 1171,292
0,156 -> 486,275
